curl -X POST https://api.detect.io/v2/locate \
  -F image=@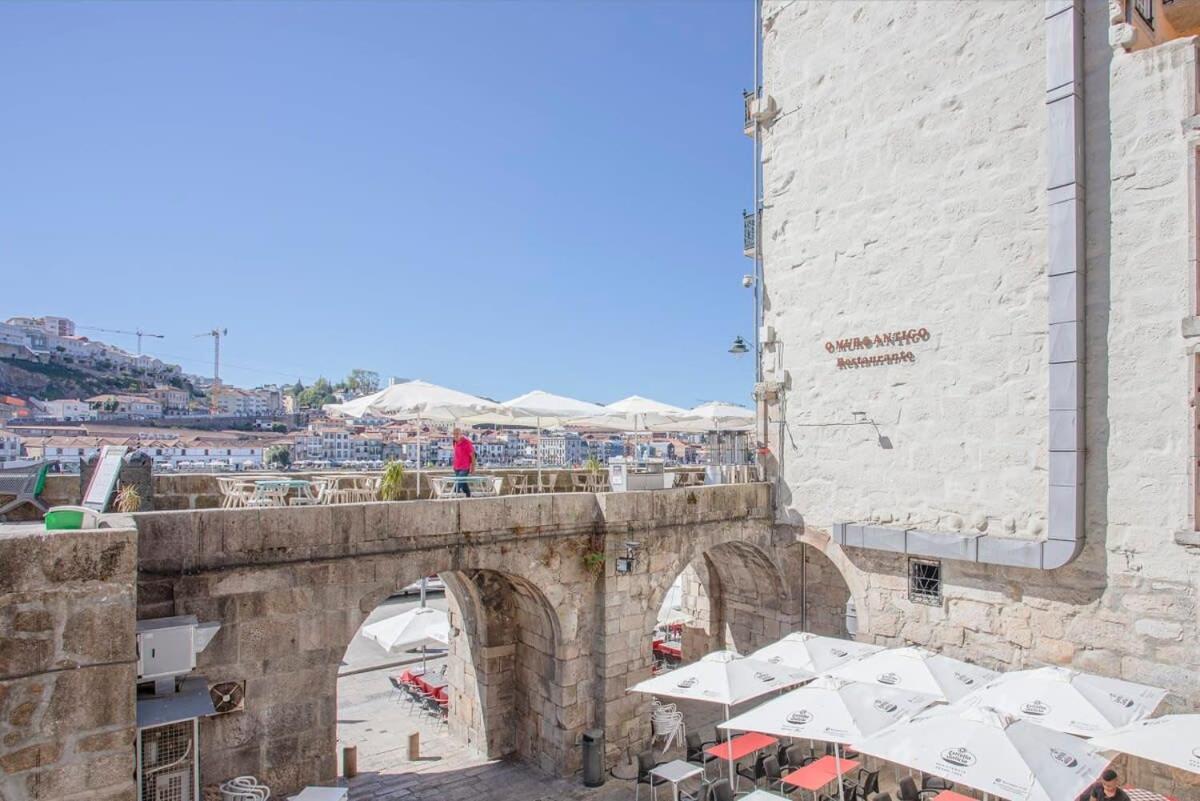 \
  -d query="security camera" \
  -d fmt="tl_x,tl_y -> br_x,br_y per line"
742,274 -> 755,288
